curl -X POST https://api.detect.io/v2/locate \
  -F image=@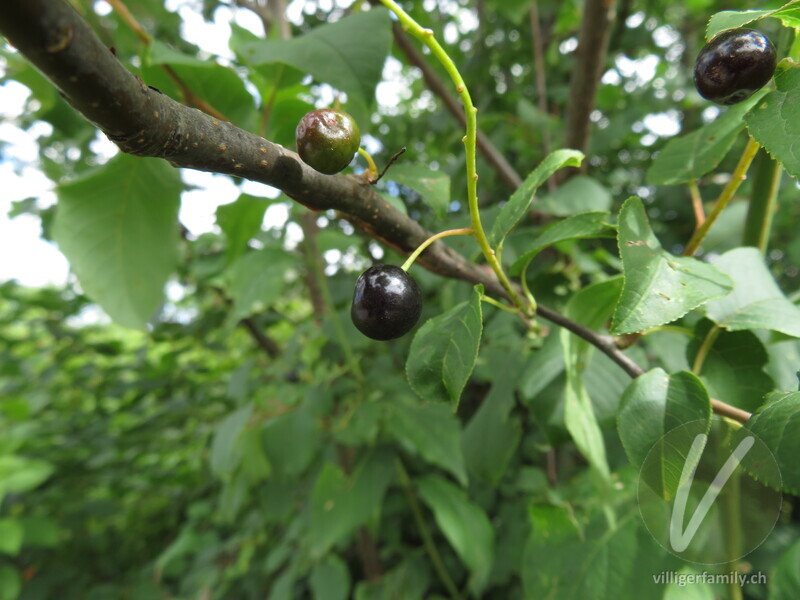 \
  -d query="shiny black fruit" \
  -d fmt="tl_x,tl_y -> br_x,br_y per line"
694,28 -> 776,105
295,108 -> 360,174
351,265 -> 422,341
